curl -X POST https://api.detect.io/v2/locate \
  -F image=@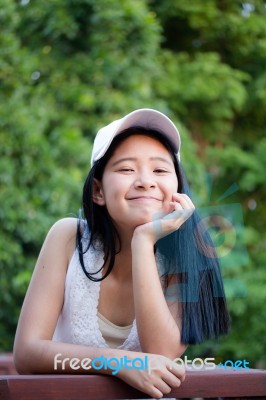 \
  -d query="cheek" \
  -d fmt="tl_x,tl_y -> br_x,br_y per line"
167,176 -> 178,193
102,180 -> 126,204
174,176 -> 179,191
